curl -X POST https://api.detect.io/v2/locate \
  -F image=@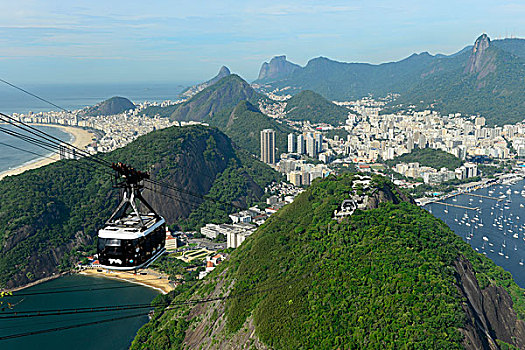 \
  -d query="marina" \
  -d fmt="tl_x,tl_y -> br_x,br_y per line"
425,179 -> 525,287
